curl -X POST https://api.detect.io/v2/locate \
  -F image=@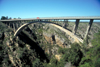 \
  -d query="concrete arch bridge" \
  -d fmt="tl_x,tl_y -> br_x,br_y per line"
0,16 -> 100,45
